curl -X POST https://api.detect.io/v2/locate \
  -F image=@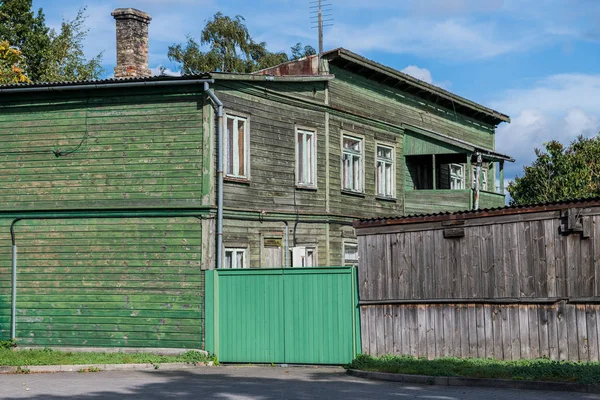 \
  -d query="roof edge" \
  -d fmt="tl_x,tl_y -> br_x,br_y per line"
324,48 -> 511,125
354,197 -> 600,229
